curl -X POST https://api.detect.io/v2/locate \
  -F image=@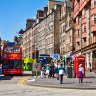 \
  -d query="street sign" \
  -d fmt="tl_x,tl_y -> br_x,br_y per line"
53,53 -> 59,59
